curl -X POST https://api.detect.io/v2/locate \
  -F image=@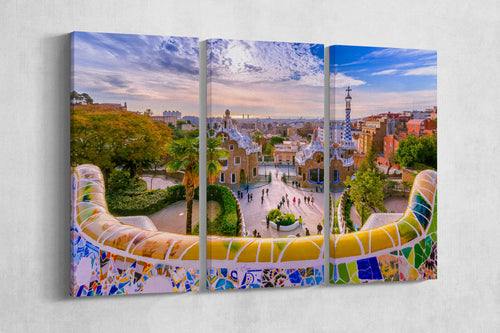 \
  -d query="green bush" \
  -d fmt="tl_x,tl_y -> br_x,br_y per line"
267,209 -> 282,222
108,169 -> 147,194
193,184 -> 240,236
343,198 -> 355,232
220,212 -> 238,235
280,212 -> 296,226
267,209 -> 296,226
106,184 -> 186,216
